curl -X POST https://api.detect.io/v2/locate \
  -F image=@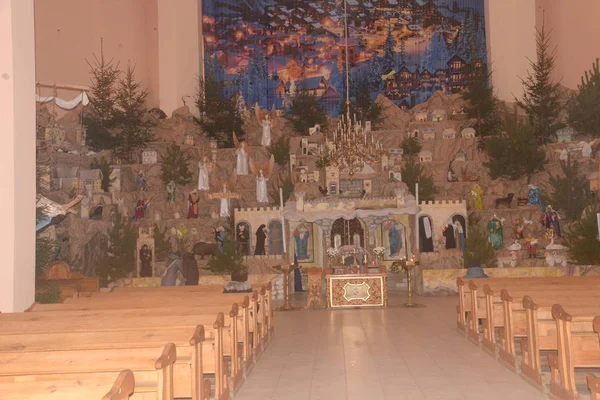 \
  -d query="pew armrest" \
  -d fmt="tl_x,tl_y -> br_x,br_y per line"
155,343 -> 177,370
189,325 -> 206,346
102,369 -> 135,400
